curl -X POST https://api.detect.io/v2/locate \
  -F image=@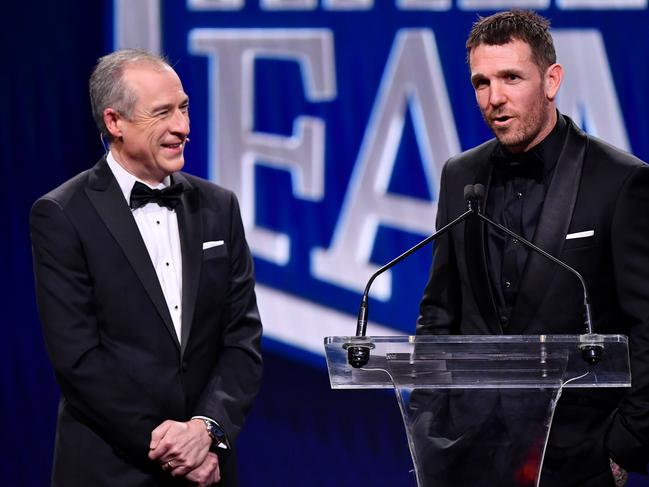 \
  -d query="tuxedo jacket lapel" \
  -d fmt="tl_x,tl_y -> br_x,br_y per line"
510,119 -> 588,332
172,172 -> 202,356
84,158 -> 180,350
464,154 -> 501,333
